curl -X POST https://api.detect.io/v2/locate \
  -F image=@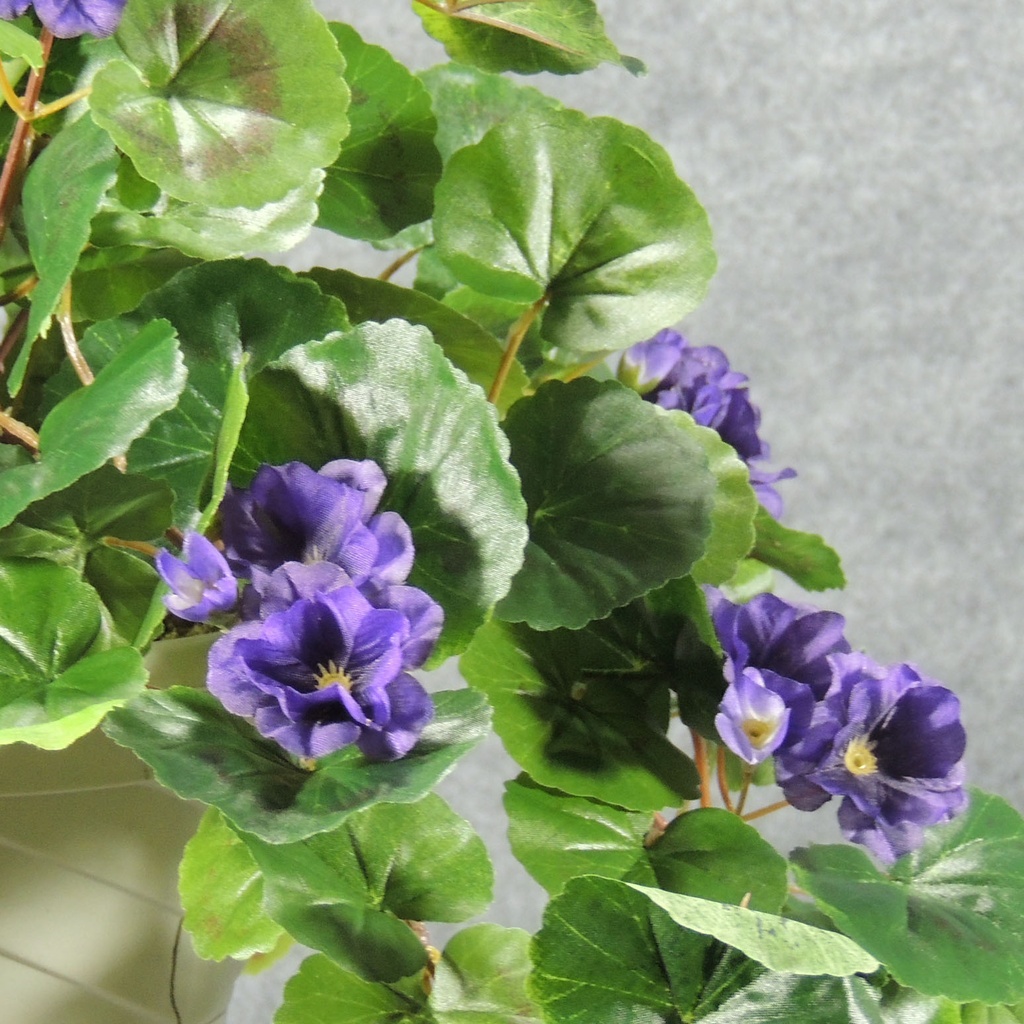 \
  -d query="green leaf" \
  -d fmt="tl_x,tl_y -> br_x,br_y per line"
14,112 -> 119,392
674,414 -> 758,587
70,244 -> 197,322
629,884 -> 877,976
699,973 -> 884,1024
275,953 -> 430,1024
0,20 -> 44,67
751,508 -> 845,591
791,790 -> 1024,1004
179,807 -> 286,961
960,1001 -> 1024,1024
432,925 -> 541,1024
877,985 -> 959,1024
434,108 -> 715,354
122,260 -> 346,528
242,794 -> 491,981
196,355 -> 249,533
0,561 -> 146,748
496,379 -> 715,630
0,465 -> 172,641
92,169 -> 324,260
302,267 -> 528,415
461,619 -> 699,811
413,0 -> 642,77
0,318 -> 185,530
103,686 -> 491,844
90,0 -> 349,208
418,62 -> 563,163
319,23 -> 441,241
234,319 -> 529,660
